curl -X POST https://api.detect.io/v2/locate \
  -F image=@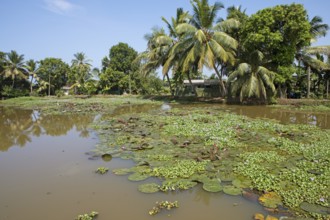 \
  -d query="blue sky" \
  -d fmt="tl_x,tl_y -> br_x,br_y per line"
1,0 -> 330,69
